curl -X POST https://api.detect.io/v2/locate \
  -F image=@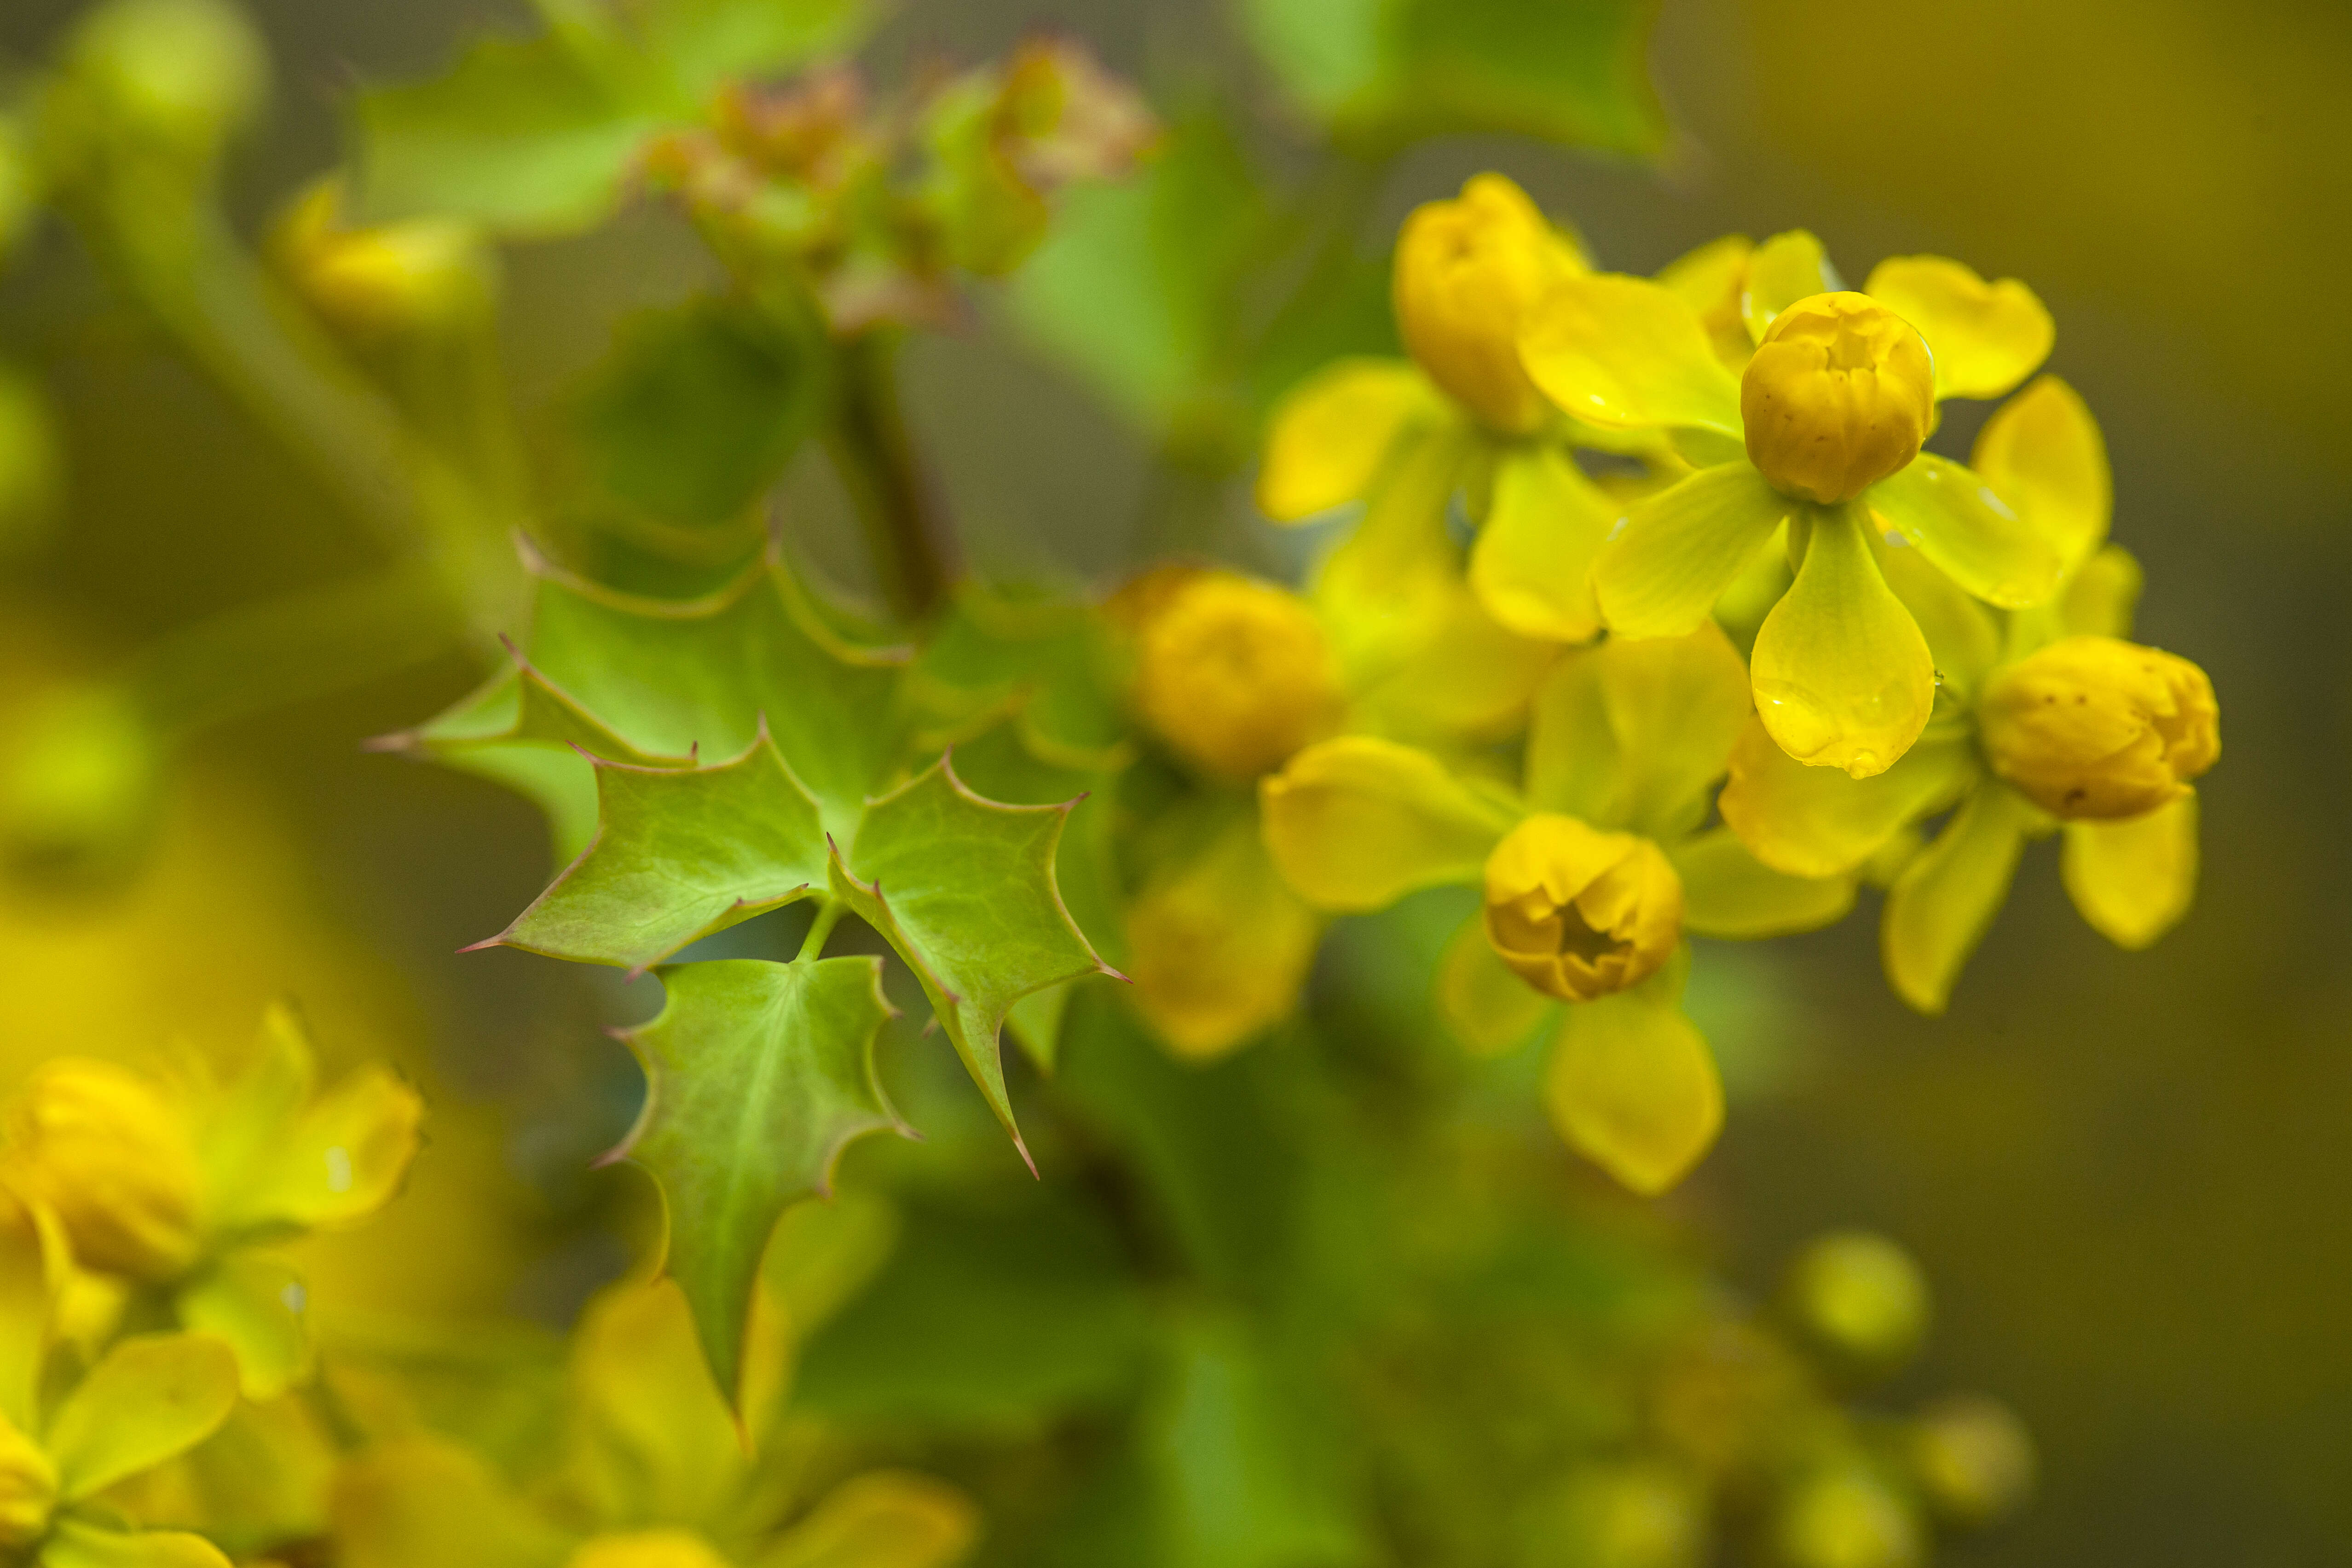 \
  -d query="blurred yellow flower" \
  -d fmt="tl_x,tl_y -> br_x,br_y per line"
1130,571 -> 1343,780
1393,173 -> 1587,434
2,1006 -> 422,1396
